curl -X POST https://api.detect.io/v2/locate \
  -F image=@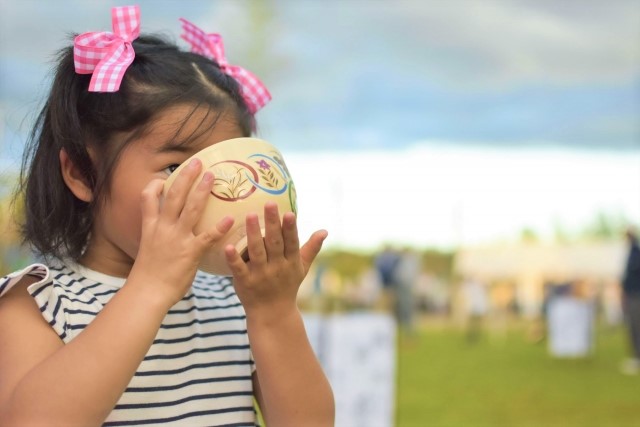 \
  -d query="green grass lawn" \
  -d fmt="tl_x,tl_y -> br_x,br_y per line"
396,321 -> 639,427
